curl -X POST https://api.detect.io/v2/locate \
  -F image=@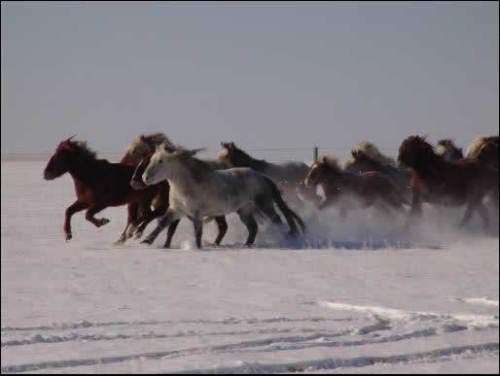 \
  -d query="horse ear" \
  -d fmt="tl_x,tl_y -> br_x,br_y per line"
66,135 -> 76,143
321,156 -> 327,163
